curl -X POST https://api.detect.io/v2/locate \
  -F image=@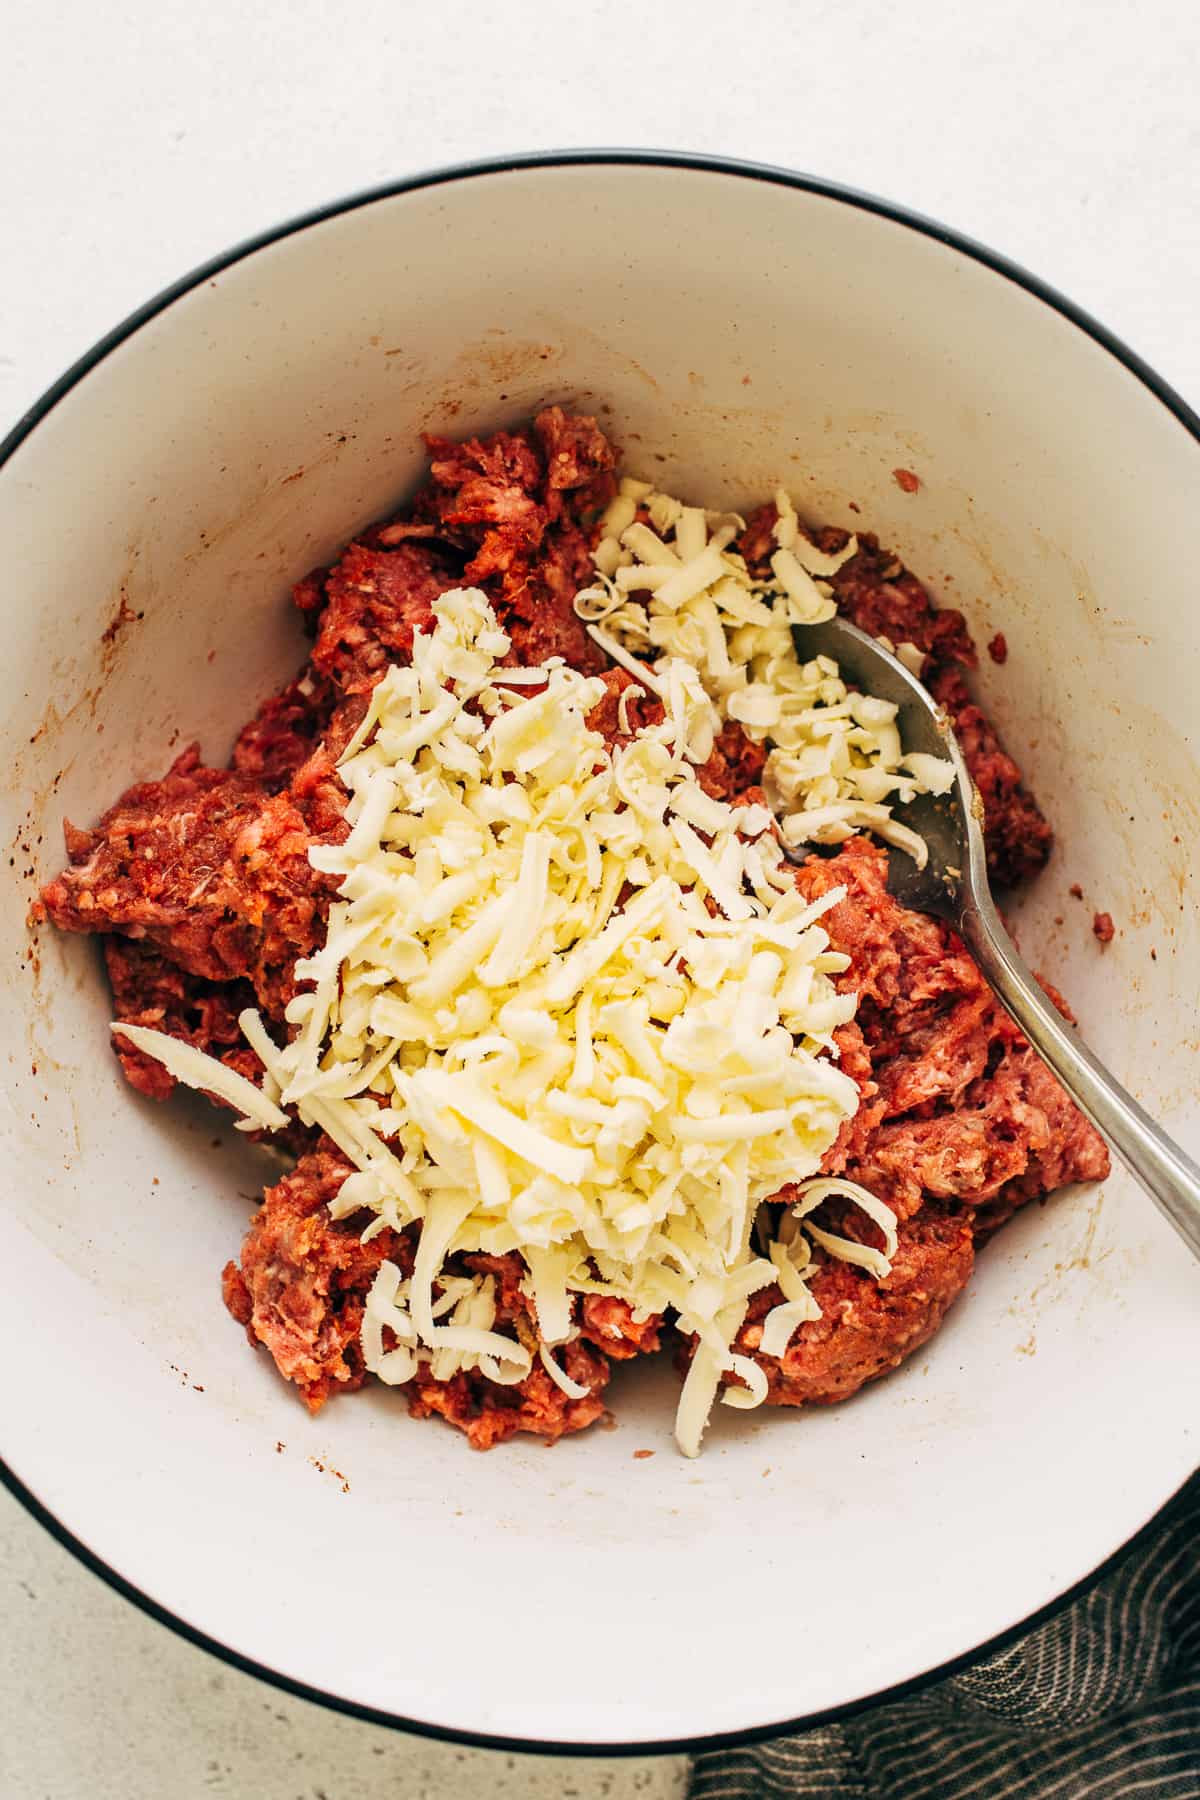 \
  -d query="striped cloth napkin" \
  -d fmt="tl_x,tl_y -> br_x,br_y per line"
691,1475 -> 1198,1800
